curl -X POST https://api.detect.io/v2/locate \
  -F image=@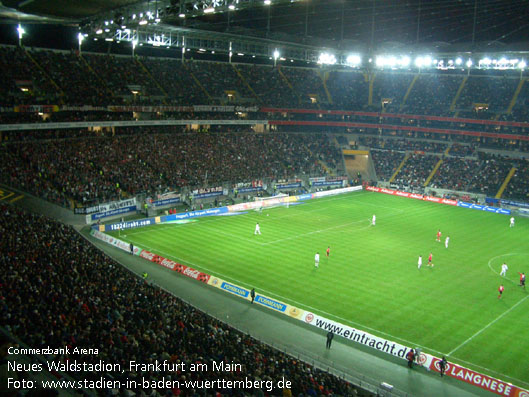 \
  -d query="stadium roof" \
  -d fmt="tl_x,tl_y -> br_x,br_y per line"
1,0 -> 528,54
